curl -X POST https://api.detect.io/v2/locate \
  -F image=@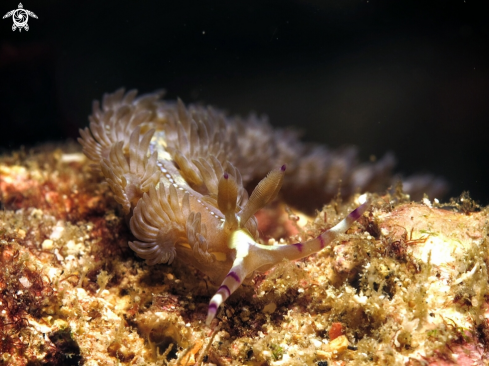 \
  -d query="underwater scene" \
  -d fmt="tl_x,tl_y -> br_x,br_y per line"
1,1 -> 488,365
